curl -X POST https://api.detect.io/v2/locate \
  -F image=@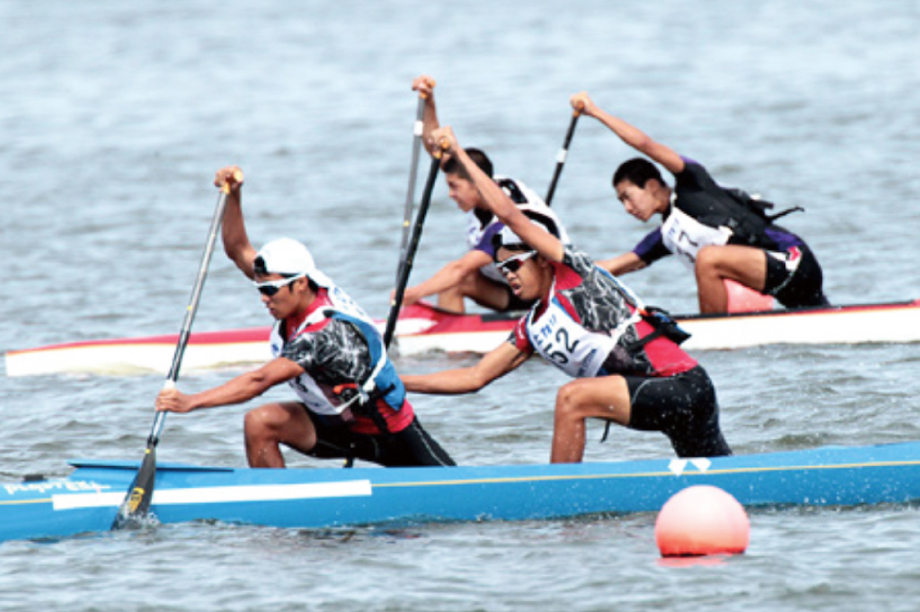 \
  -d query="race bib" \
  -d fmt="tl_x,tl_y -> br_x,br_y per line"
661,207 -> 732,268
